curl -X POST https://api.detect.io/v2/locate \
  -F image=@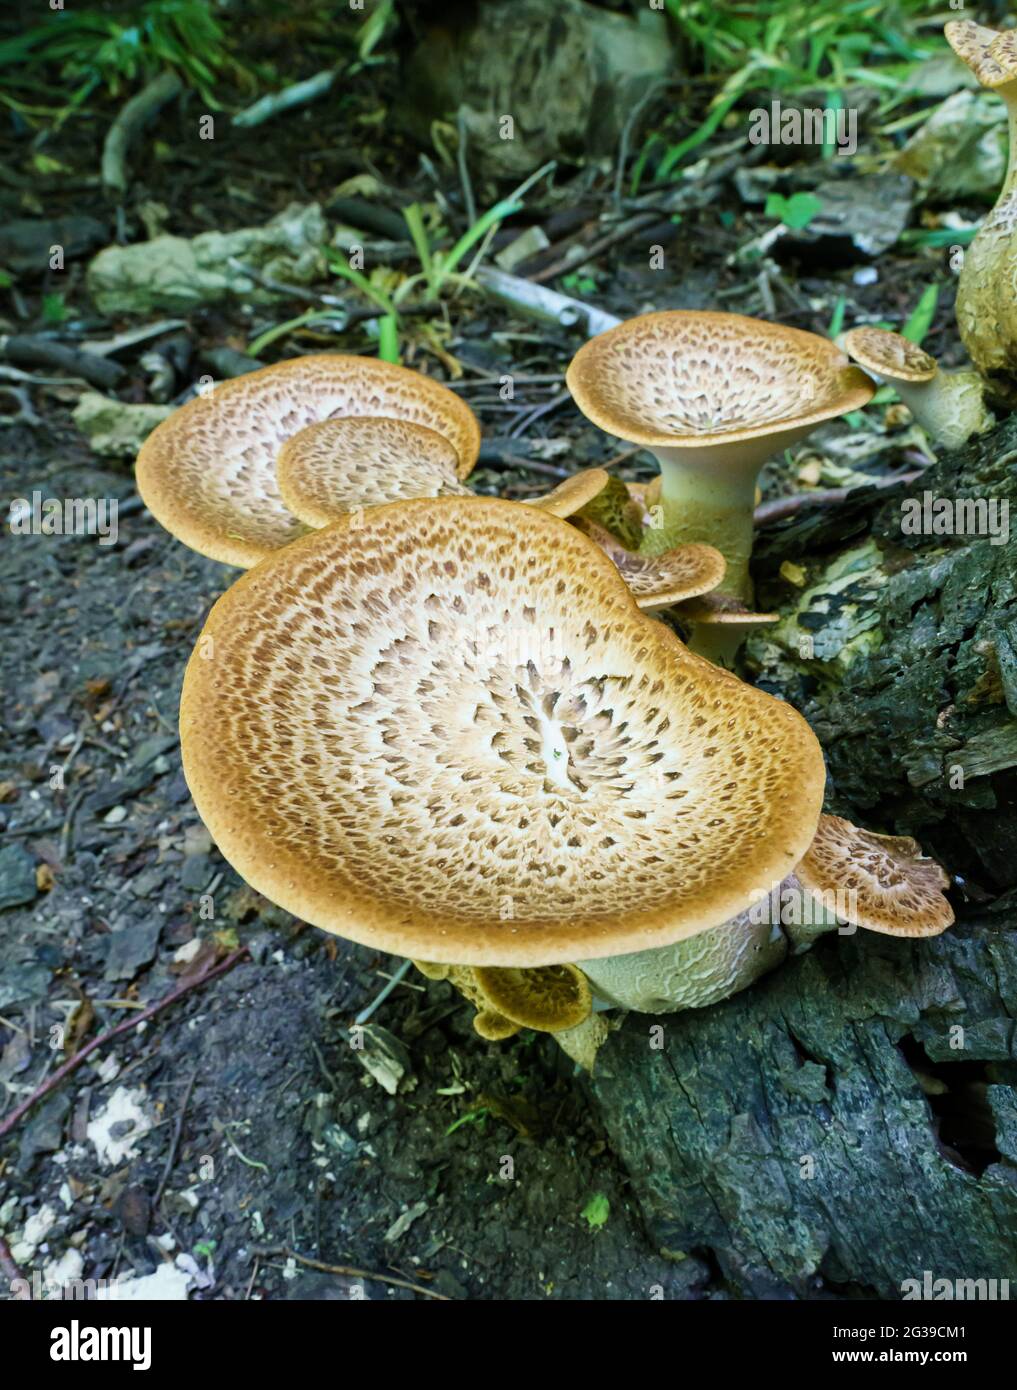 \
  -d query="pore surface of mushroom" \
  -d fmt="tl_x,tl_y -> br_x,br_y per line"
136,354 -> 482,569
180,496 -> 825,966
945,20 -> 1017,403
566,311 -> 874,601
841,326 -> 994,450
